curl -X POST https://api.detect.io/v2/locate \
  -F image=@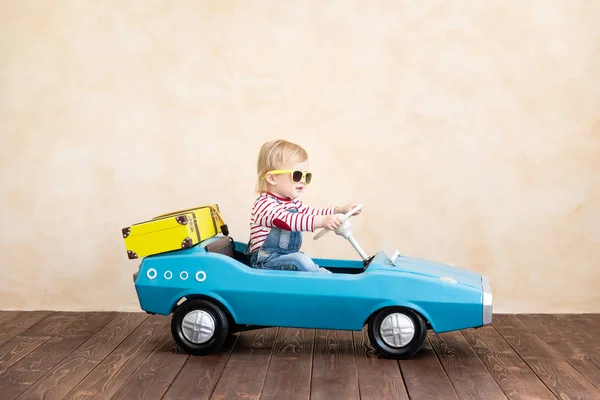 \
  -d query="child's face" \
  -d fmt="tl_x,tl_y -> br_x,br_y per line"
268,159 -> 310,199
